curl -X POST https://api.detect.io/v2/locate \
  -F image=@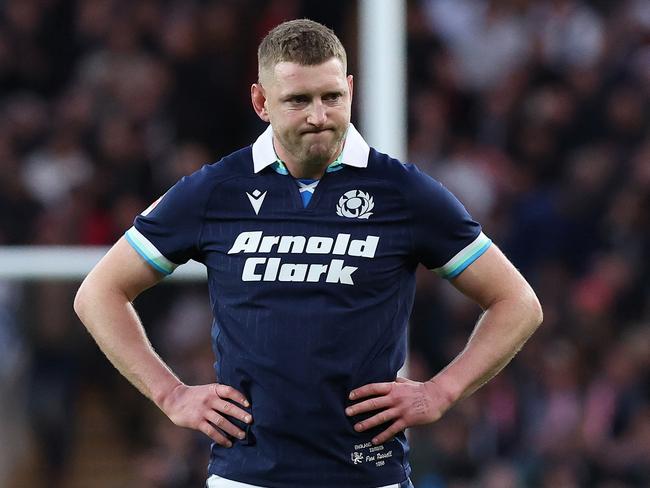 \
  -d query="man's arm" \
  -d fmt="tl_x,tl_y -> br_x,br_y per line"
345,245 -> 542,445
74,237 -> 252,447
